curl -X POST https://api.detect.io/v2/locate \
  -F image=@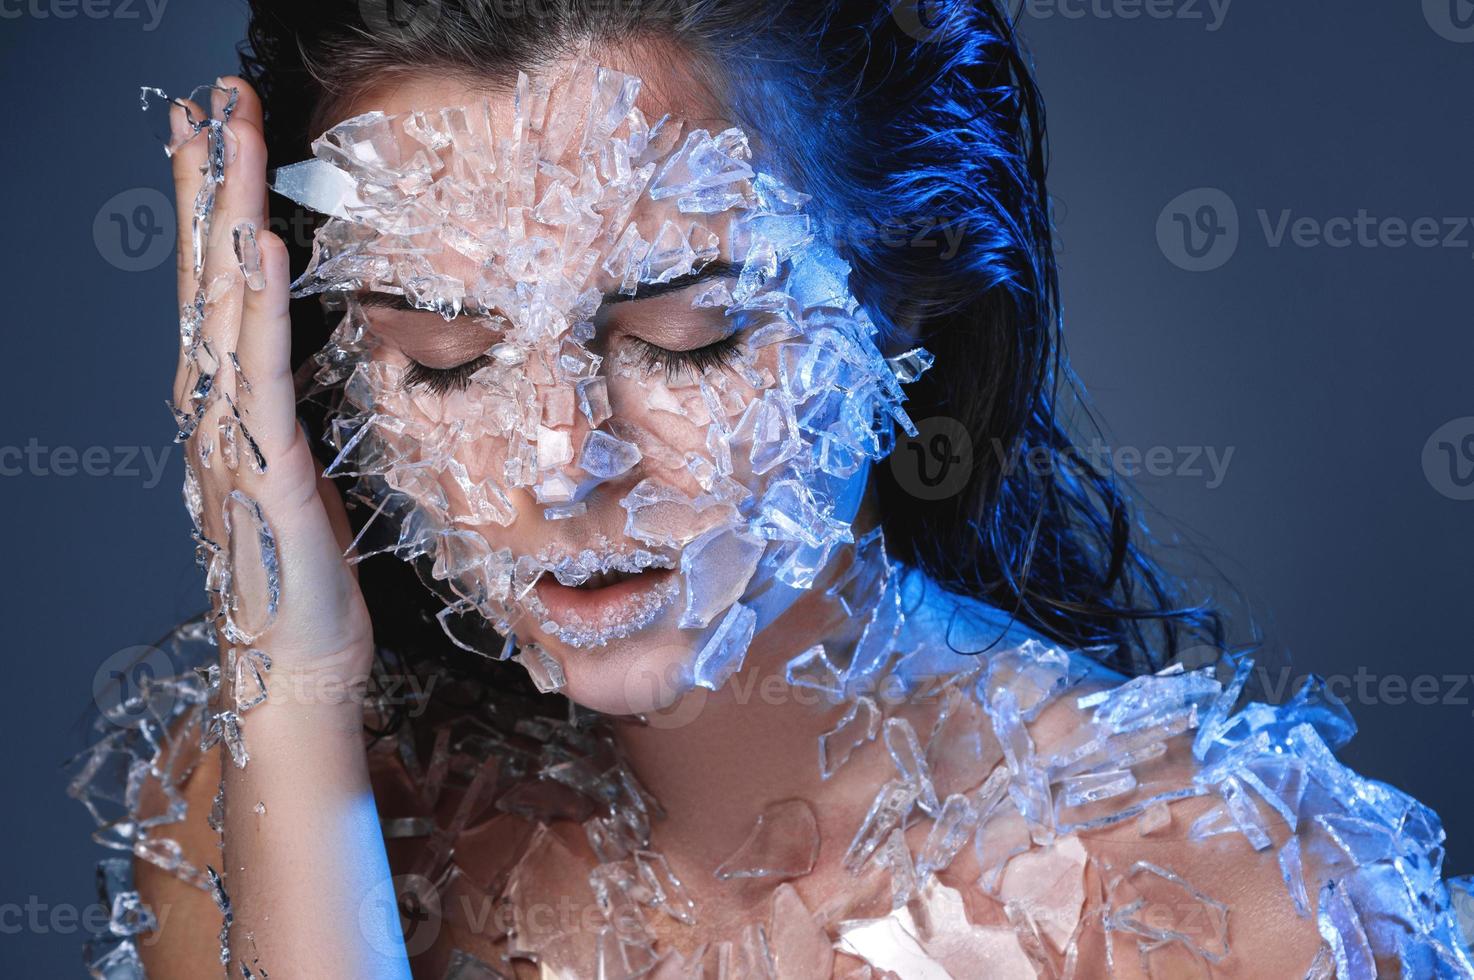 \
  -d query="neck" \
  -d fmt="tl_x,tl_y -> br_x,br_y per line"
608,552 -> 943,889
611,586 -> 850,854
